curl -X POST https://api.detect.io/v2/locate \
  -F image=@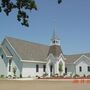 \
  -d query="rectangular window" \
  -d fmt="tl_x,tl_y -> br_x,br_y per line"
50,65 -> 53,73
79,66 -> 82,72
9,59 -> 12,72
43,65 -> 46,72
88,66 -> 90,72
36,64 -> 39,72
65,67 -> 67,74
1,55 -> 3,59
